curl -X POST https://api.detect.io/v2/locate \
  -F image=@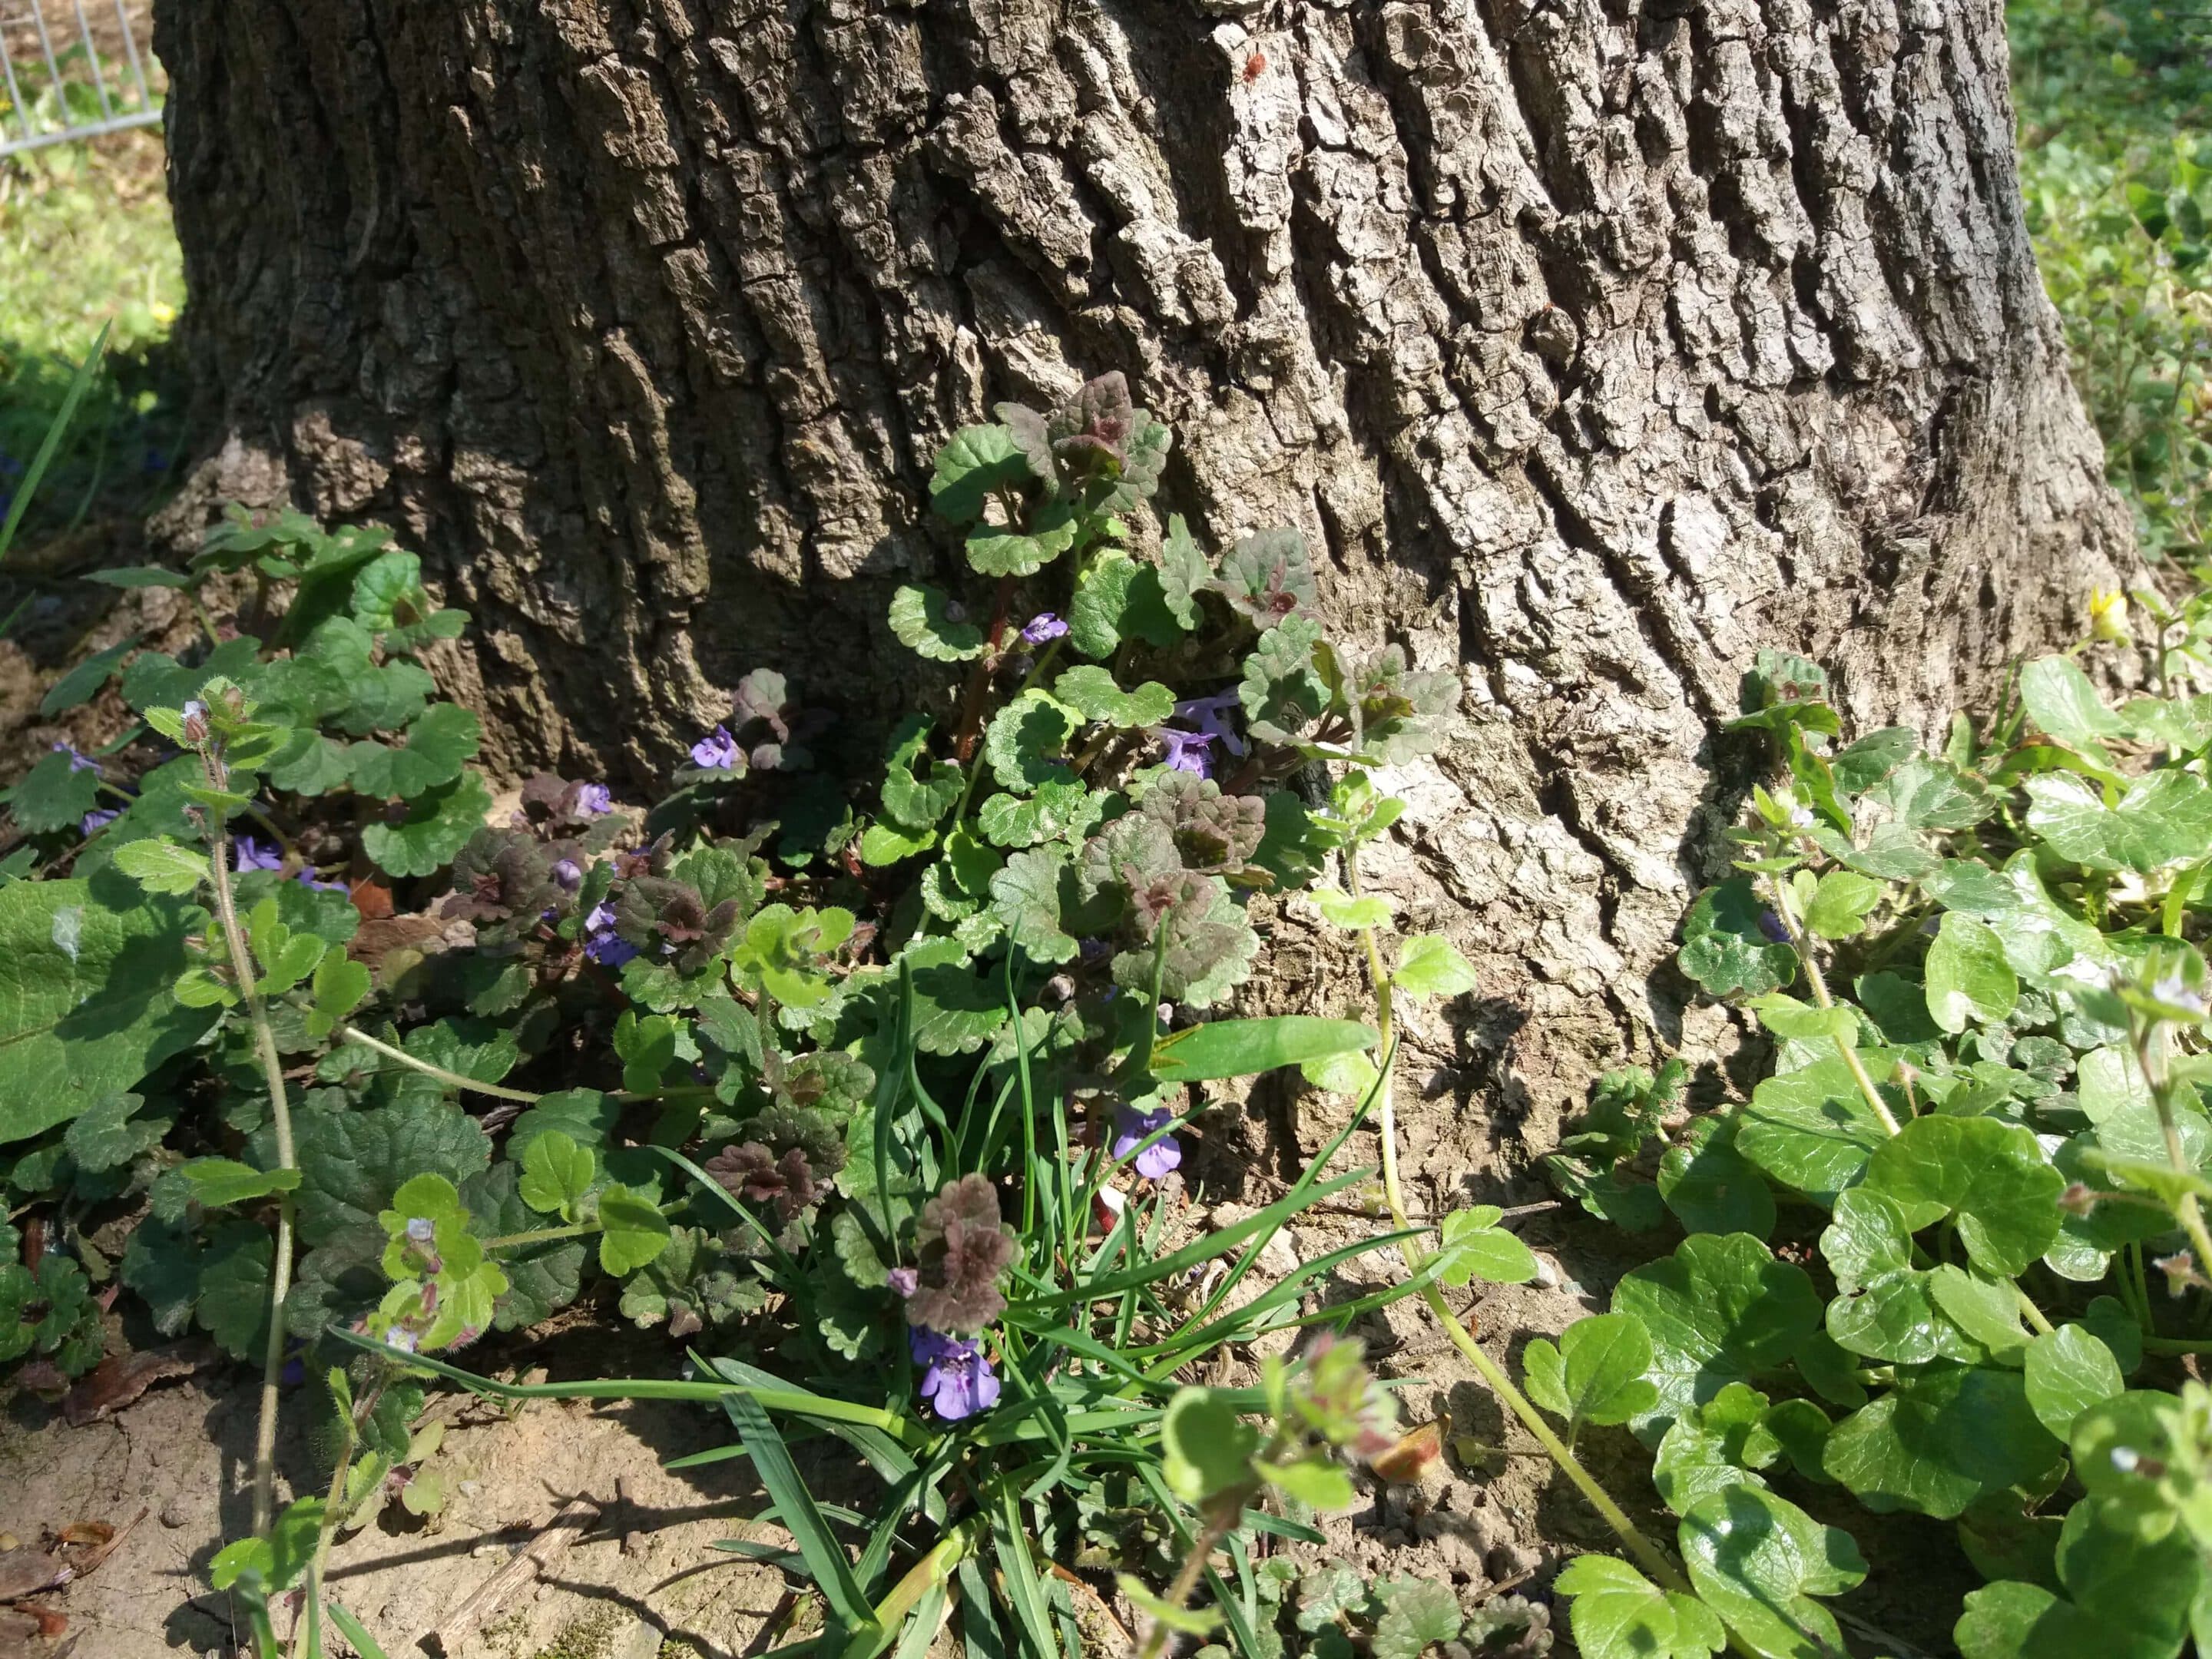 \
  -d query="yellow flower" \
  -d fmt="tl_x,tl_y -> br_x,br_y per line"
149,300 -> 177,327
2089,588 -> 2131,646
